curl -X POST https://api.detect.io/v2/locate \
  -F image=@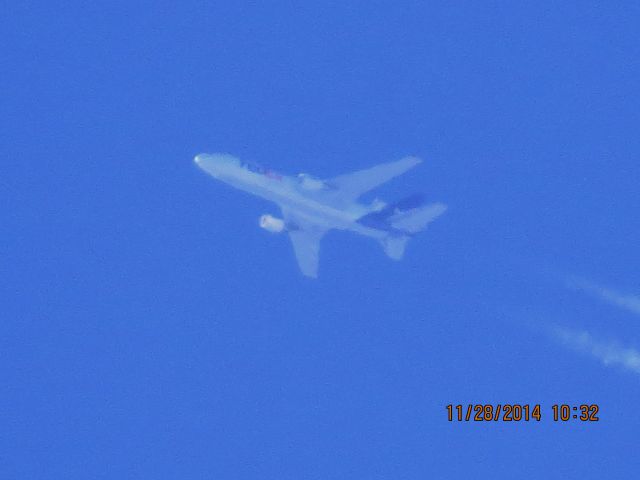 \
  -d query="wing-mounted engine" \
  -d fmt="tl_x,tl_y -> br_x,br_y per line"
297,173 -> 331,191
369,198 -> 387,212
259,214 -> 286,233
